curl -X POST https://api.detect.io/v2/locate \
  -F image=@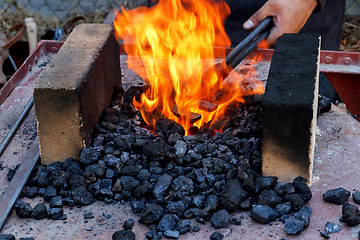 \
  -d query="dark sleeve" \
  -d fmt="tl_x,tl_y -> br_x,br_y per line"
314,0 -> 326,12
